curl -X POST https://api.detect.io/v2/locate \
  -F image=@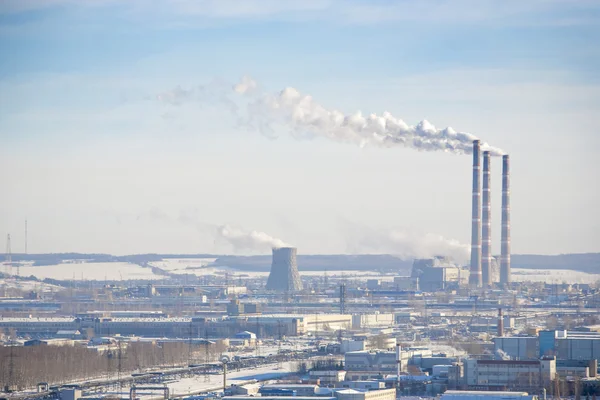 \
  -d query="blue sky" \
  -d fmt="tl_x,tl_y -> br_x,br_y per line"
1,0 -> 599,256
